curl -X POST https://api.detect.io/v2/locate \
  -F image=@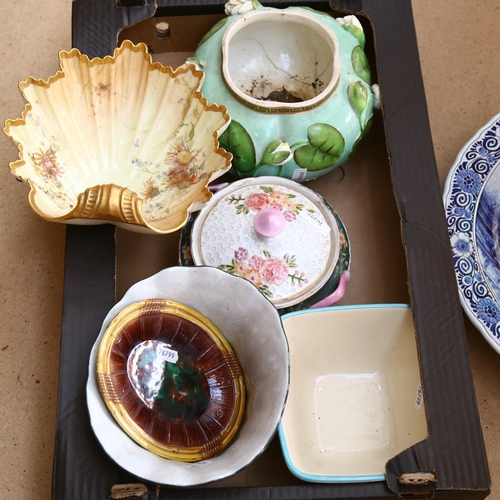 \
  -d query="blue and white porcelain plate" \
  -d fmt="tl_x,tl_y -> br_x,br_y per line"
443,112 -> 500,353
